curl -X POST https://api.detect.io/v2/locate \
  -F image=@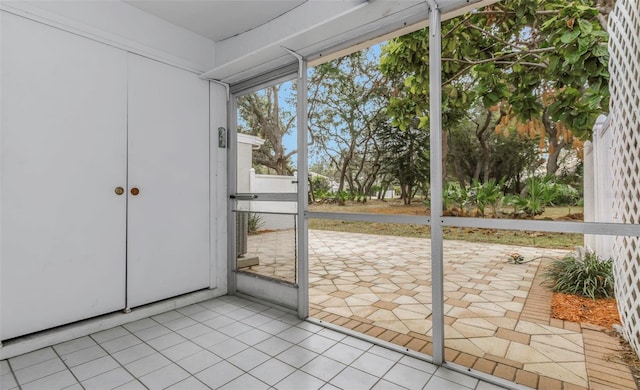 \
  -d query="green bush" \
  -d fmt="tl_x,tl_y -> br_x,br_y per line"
506,177 -> 557,217
470,179 -> 504,217
553,183 -> 580,206
443,182 -> 469,212
544,252 -> 614,299
247,213 -> 264,235
334,190 -> 351,205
